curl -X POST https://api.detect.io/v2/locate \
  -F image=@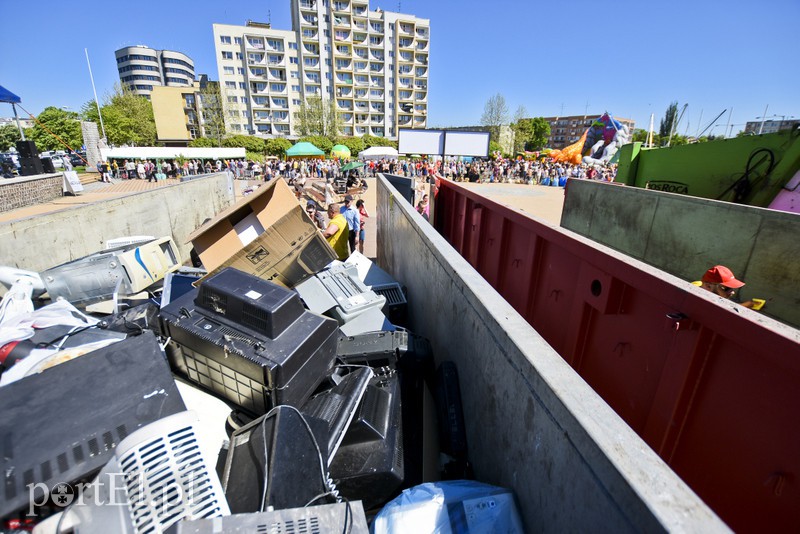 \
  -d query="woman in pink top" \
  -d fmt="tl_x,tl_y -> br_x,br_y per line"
356,199 -> 369,254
